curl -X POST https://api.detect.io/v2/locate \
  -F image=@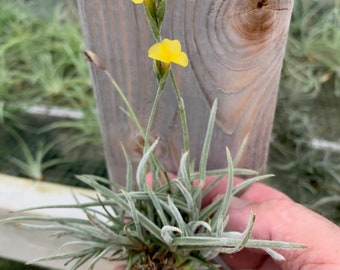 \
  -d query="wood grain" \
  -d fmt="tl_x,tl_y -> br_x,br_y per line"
77,0 -> 294,185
